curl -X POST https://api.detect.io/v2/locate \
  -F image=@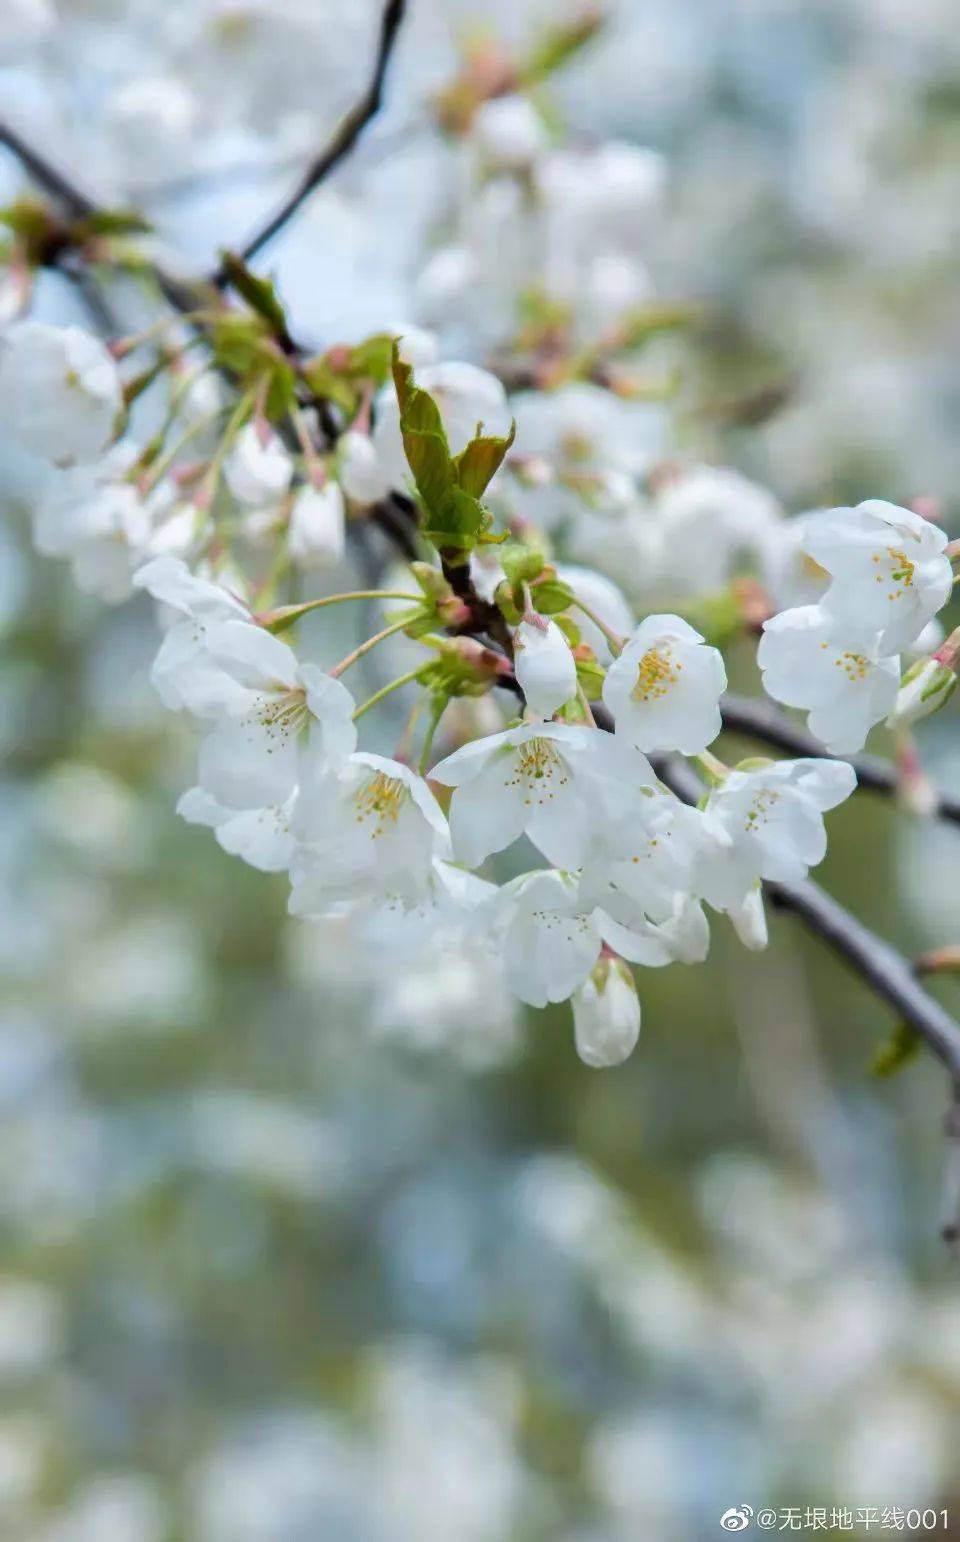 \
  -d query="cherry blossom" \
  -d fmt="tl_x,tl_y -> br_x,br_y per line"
291,754 -> 451,914
602,614 -> 727,754
197,622 -> 357,810
0,322 -> 121,466
572,957 -> 642,1068
489,871 -> 604,1009
697,759 -> 857,913
758,604 -> 900,754
224,424 -> 294,506
804,500 -> 952,655
287,483 -> 346,568
35,454 -> 151,602
431,722 -> 654,870
513,618 -> 578,718
177,787 -> 296,873
134,557 -> 253,718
